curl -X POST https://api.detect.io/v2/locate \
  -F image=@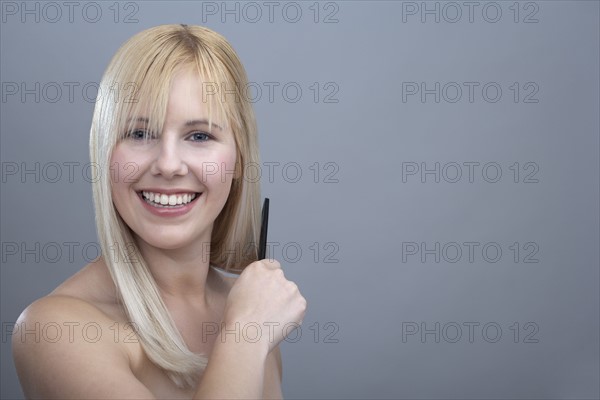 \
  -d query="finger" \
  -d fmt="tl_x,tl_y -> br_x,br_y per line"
259,258 -> 281,270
